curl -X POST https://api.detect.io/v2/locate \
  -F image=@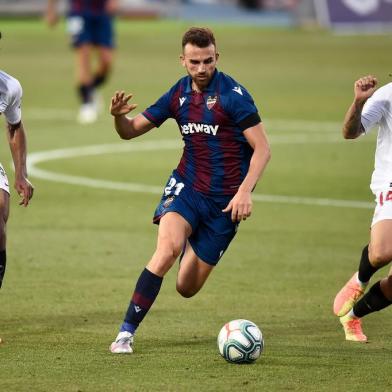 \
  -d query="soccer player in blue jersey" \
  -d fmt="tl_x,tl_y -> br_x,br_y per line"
109,27 -> 271,354
46,0 -> 117,124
